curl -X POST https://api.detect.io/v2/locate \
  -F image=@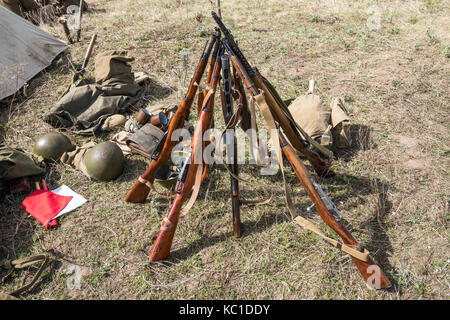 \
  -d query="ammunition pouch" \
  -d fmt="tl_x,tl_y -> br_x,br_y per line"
126,123 -> 165,159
